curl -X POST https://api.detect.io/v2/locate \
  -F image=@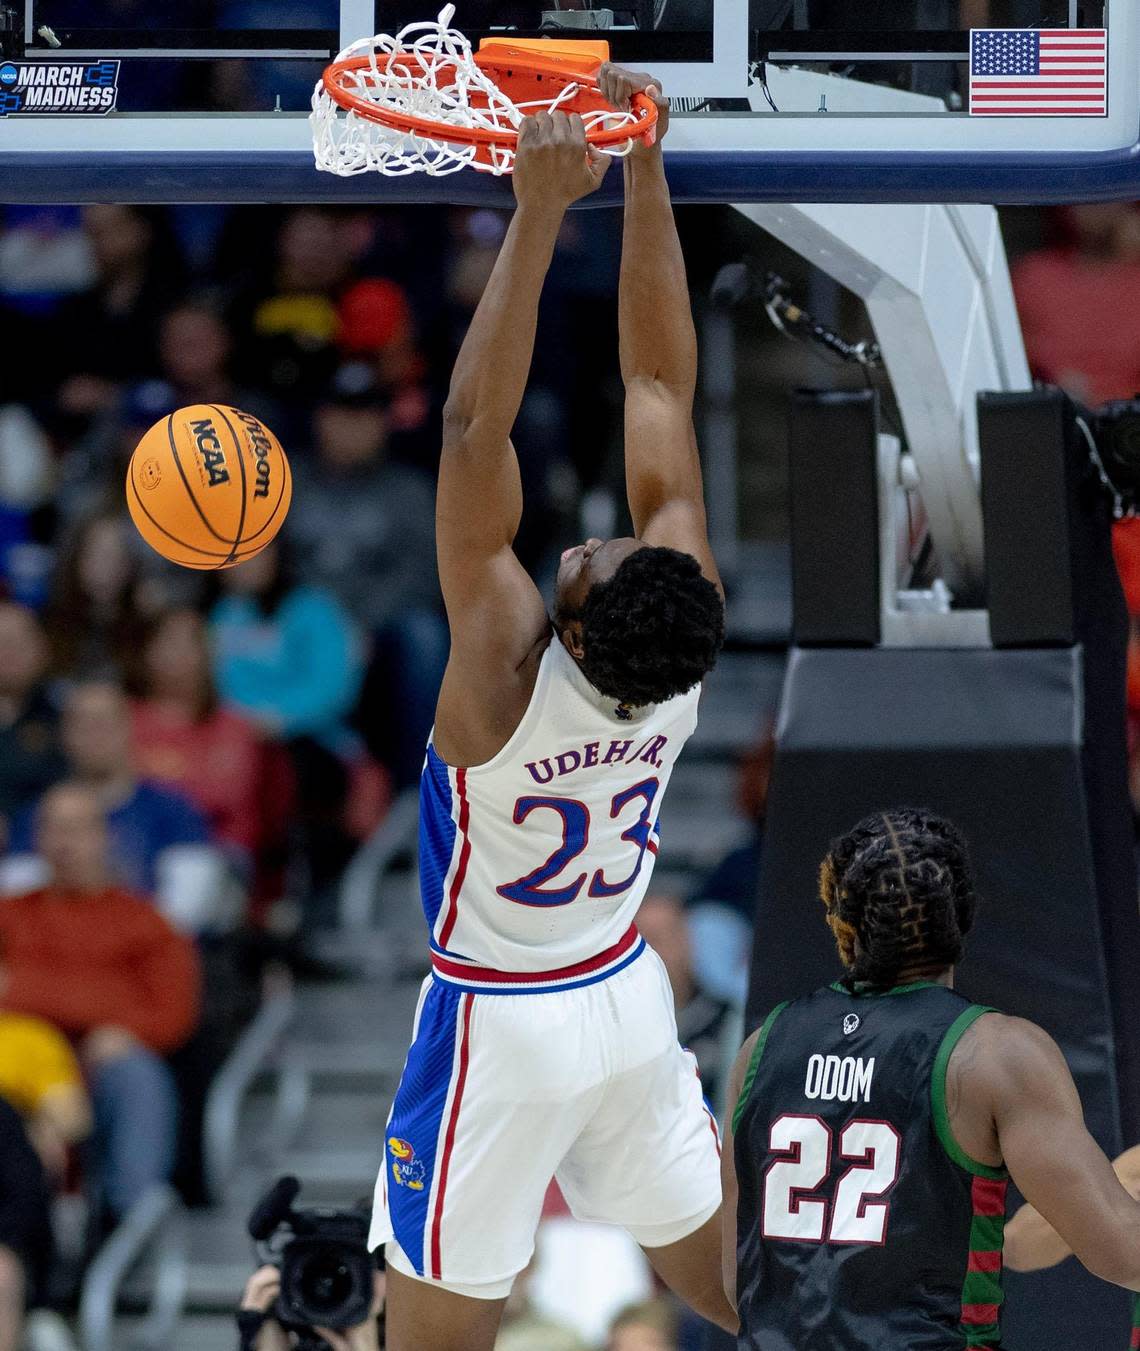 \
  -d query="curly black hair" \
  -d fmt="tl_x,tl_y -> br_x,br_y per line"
571,546 -> 725,706
818,808 -> 978,988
